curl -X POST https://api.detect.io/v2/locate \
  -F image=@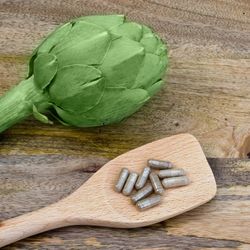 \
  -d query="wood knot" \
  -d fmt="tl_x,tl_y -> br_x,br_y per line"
238,134 -> 250,158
